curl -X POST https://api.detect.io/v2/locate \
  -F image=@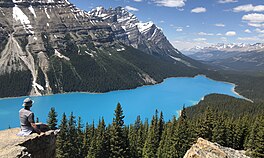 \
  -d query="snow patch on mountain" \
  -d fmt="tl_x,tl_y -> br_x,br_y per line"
44,8 -> 50,19
136,21 -> 154,33
85,51 -> 94,57
33,82 -> 44,91
28,6 -> 37,18
13,5 -> 34,34
55,49 -> 70,61
117,48 -> 125,52
89,6 -> 108,17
